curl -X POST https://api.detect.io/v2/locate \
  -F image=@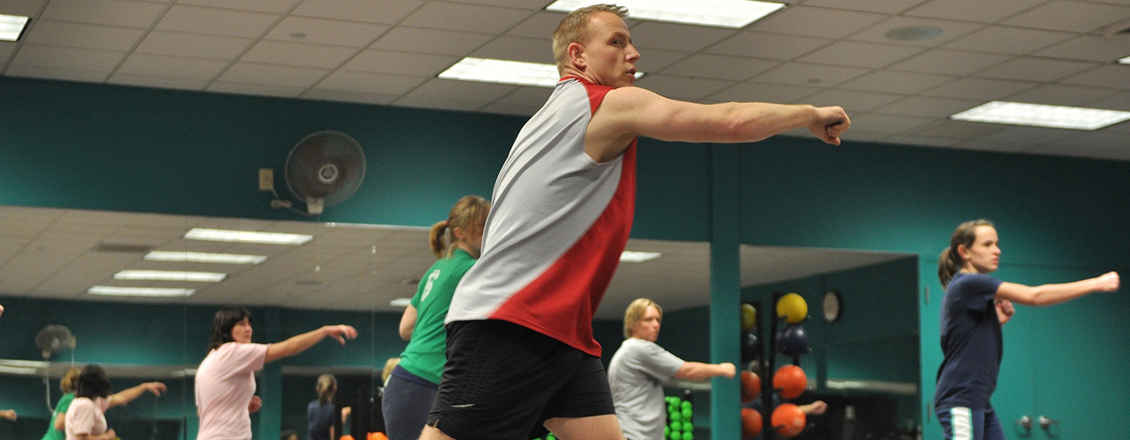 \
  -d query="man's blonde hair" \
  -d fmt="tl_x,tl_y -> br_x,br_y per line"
623,297 -> 662,339
552,4 -> 629,74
